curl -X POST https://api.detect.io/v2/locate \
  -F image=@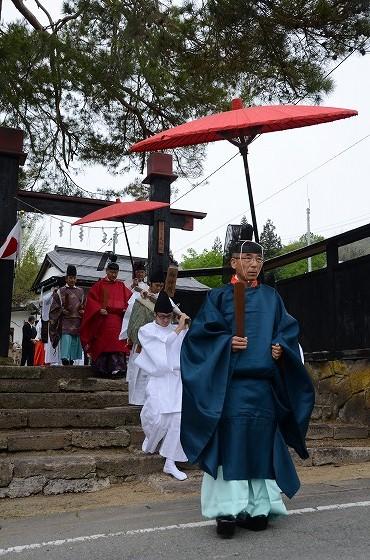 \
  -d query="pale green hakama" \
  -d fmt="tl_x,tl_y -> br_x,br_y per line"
60,333 -> 82,362
201,466 -> 287,519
